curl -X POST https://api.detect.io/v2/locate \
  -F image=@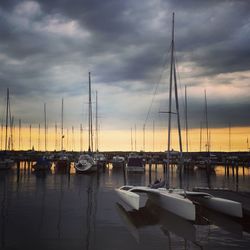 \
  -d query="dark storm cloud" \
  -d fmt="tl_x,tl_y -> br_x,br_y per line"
0,0 -> 250,129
